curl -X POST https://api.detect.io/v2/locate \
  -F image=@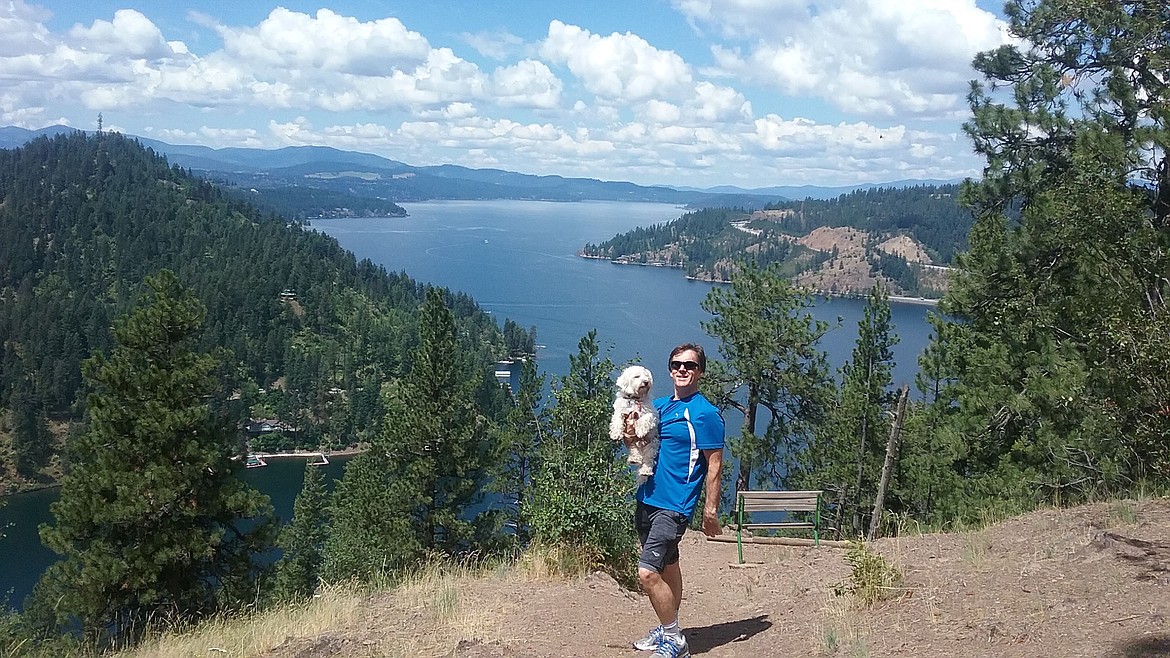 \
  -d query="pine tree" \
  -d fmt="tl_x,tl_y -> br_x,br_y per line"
324,288 -> 496,580
841,285 -> 899,533
941,0 -> 1170,502
36,270 -> 275,645
523,331 -> 636,579
272,462 -> 328,602
9,378 -> 52,476
895,314 -> 968,523
700,261 -> 835,495
488,358 -> 546,543
800,285 -> 899,536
